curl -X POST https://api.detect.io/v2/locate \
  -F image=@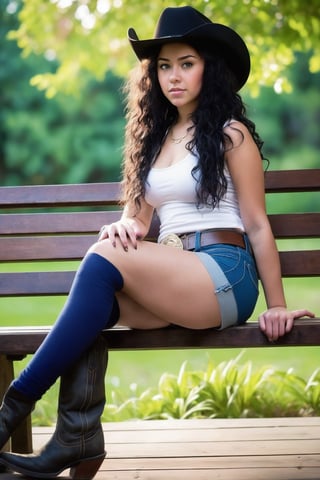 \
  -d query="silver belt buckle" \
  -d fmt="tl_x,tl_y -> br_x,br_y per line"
160,233 -> 184,249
